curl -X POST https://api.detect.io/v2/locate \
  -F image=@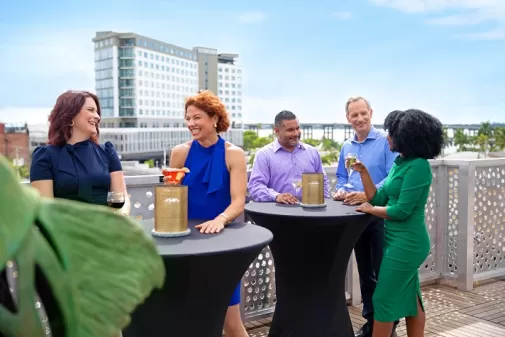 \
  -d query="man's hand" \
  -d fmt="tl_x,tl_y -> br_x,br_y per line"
275,193 -> 299,204
343,191 -> 368,205
333,189 -> 347,201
